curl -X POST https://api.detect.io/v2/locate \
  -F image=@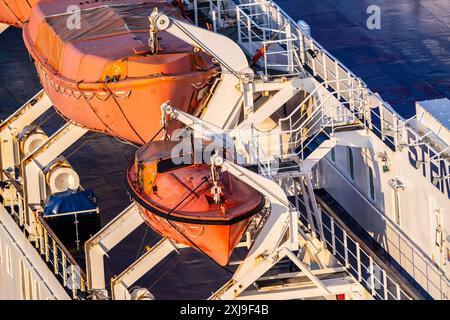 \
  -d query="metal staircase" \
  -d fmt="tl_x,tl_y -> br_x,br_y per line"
233,77 -> 370,179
